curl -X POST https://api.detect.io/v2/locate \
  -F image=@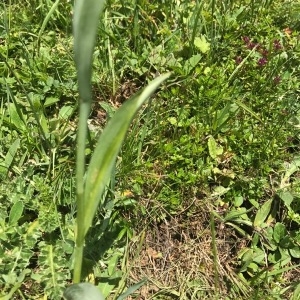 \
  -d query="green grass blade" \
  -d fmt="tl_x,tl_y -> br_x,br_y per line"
210,213 -> 220,294
37,0 -> 60,52
81,72 -> 171,238
234,99 -> 263,123
0,138 -> 20,176
116,278 -> 147,300
292,282 -> 300,300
